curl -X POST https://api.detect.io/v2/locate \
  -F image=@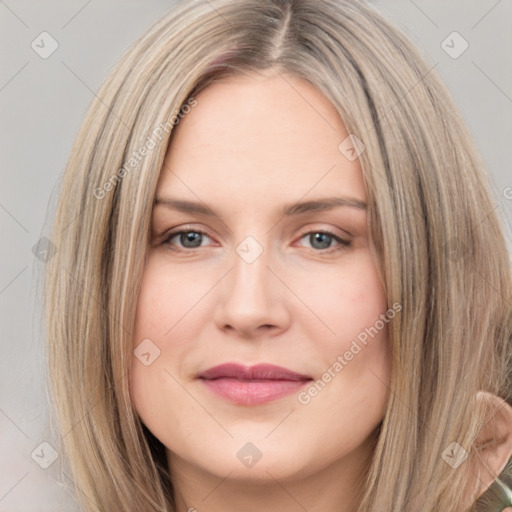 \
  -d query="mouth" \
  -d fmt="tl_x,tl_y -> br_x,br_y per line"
197,363 -> 314,406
